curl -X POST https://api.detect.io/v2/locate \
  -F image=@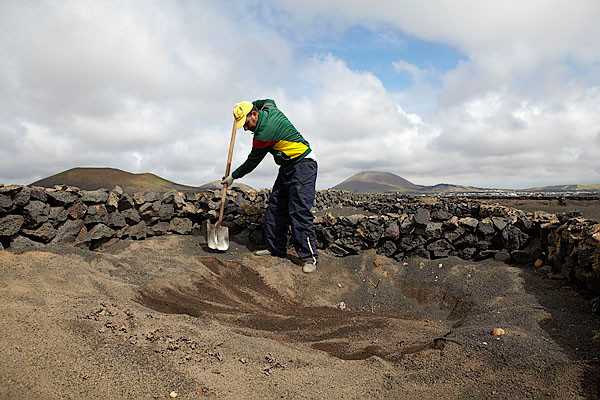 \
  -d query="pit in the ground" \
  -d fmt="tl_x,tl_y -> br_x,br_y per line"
135,256 -> 470,361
